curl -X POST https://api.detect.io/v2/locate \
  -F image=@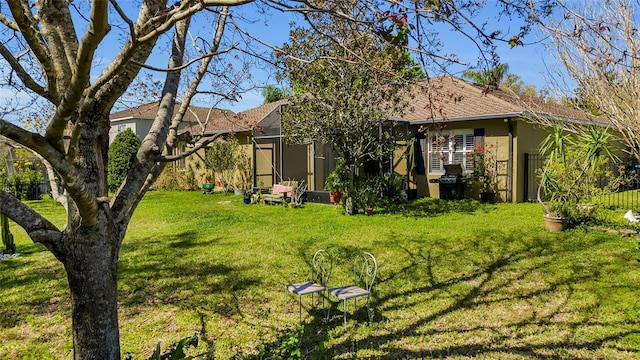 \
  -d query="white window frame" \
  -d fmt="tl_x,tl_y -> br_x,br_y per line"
177,144 -> 186,170
428,130 -> 475,174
